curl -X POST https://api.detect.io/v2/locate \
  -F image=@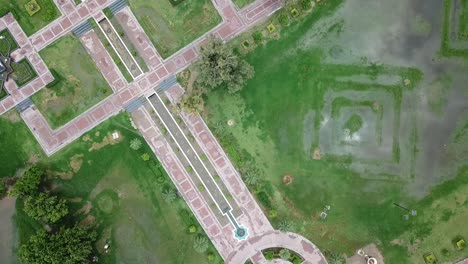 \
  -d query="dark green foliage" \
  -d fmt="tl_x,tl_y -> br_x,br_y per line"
168,0 -> 186,7
301,0 -> 312,10
9,166 -> 44,197
278,12 -> 289,26
0,181 -> 5,196
11,59 -> 37,87
196,37 -> 254,93
256,191 -> 271,209
45,68 -> 62,88
103,7 -> 114,19
18,226 -> 97,264
252,31 -> 263,44
23,193 -> 69,223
